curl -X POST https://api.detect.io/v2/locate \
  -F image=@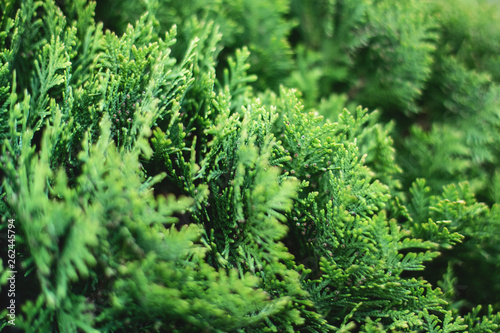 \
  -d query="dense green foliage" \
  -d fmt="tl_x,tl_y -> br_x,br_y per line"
1,0 -> 499,332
